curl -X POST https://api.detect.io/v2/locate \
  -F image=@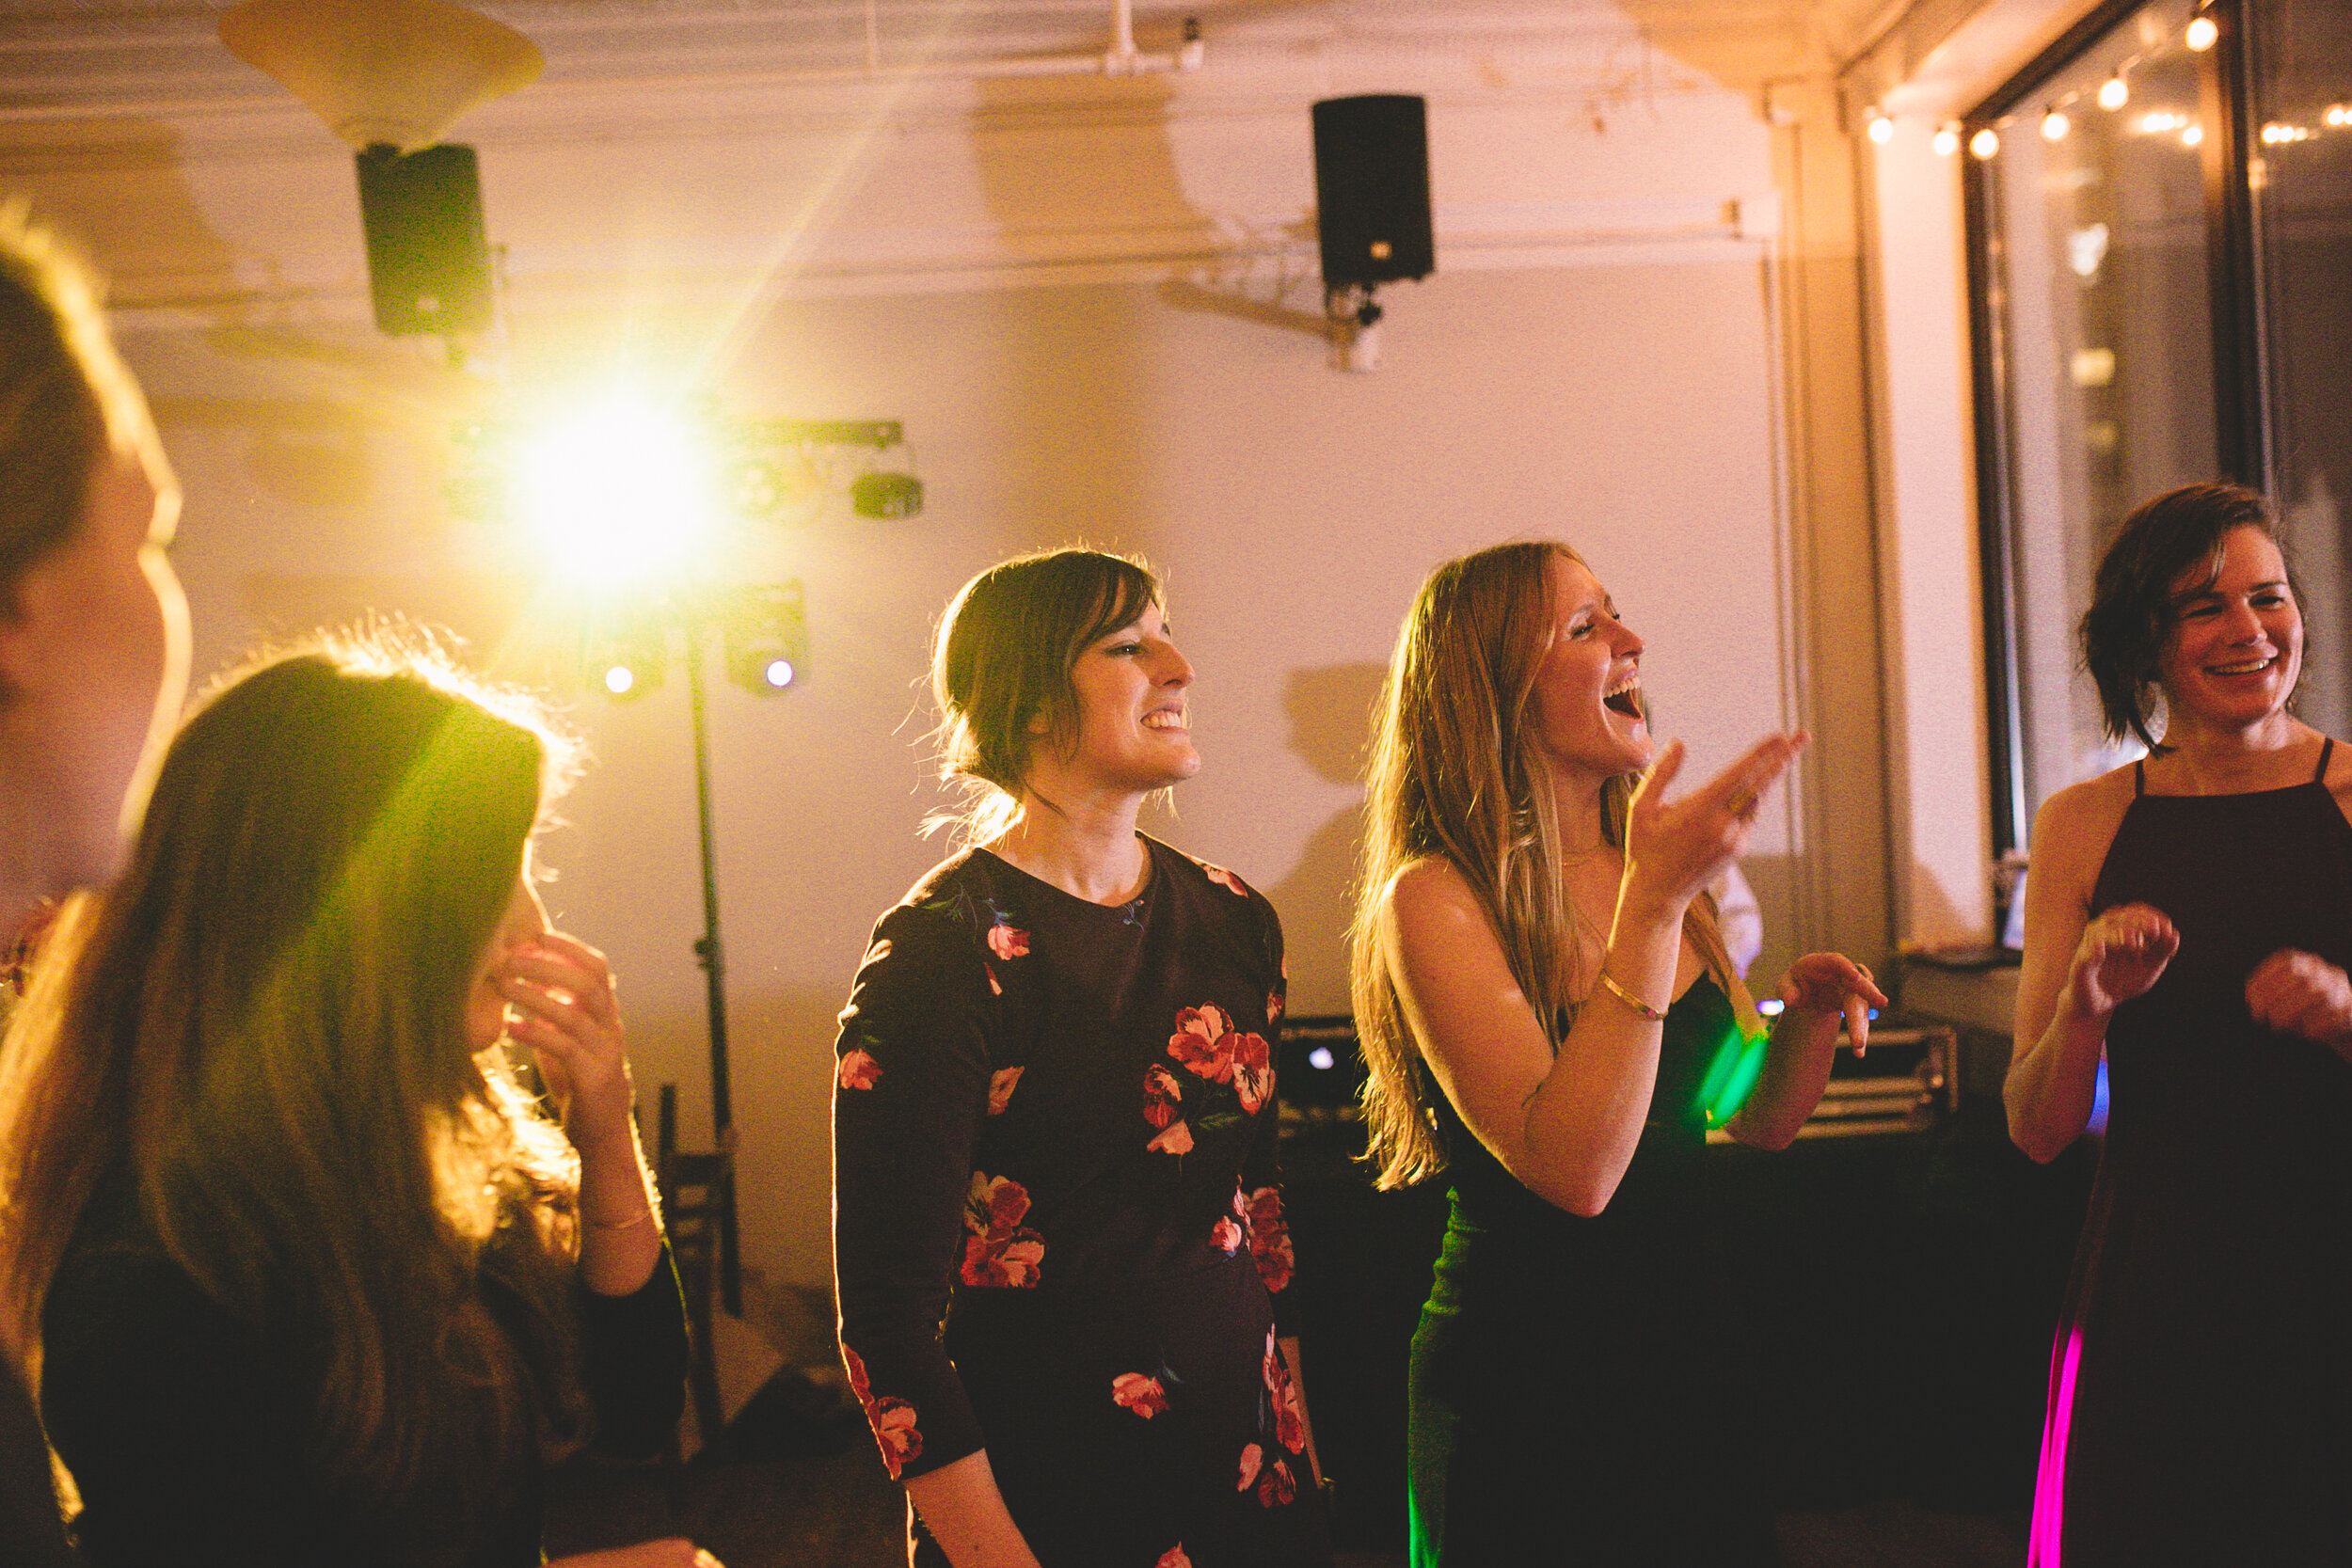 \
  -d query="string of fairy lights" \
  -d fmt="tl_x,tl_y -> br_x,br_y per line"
1859,6 -> 2348,161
